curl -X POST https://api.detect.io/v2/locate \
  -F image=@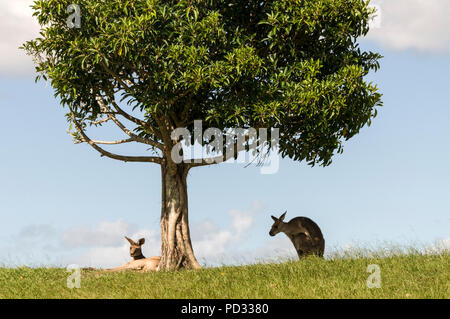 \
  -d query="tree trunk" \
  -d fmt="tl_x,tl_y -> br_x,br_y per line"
158,161 -> 201,271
